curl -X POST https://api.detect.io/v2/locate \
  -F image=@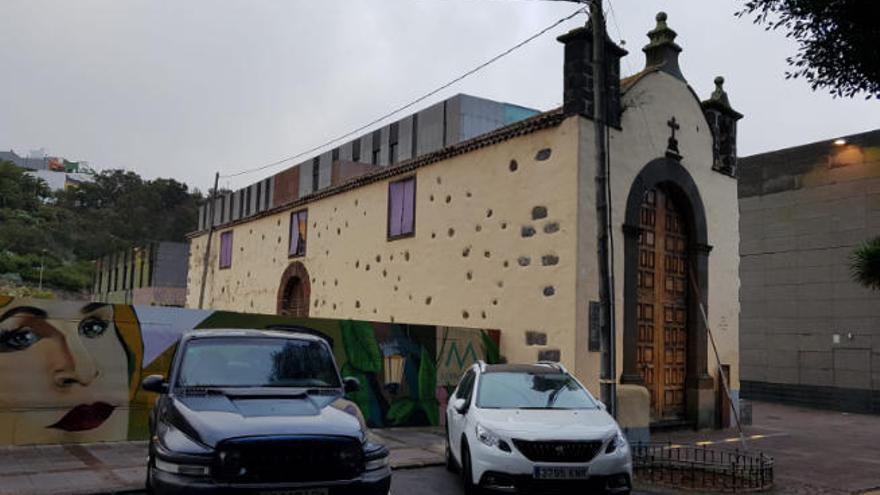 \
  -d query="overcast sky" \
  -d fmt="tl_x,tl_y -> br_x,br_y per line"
1,0 -> 877,192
